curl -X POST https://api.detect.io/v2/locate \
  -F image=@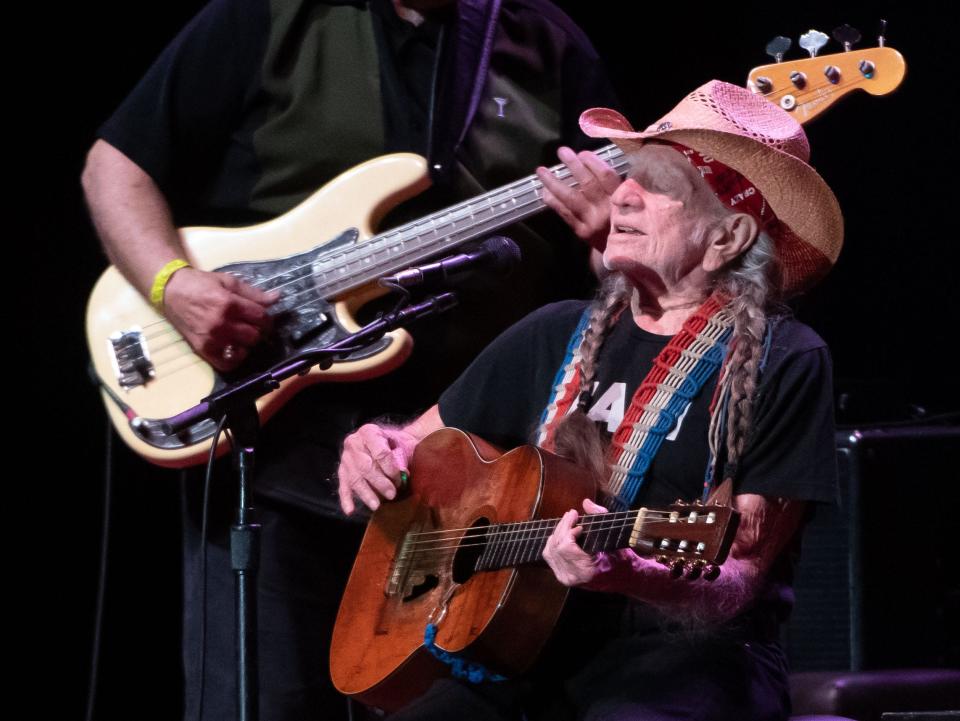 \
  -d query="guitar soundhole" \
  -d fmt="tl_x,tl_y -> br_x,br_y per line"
452,518 -> 490,584
403,574 -> 439,602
